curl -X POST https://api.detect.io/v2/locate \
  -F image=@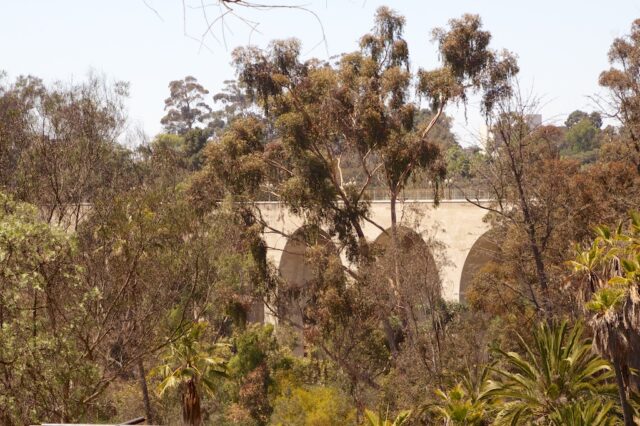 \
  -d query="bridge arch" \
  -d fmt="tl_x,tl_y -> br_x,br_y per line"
278,225 -> 338,356
371,226 -> 442,304
259,200 -> 491,305
459,230 -> 500,303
